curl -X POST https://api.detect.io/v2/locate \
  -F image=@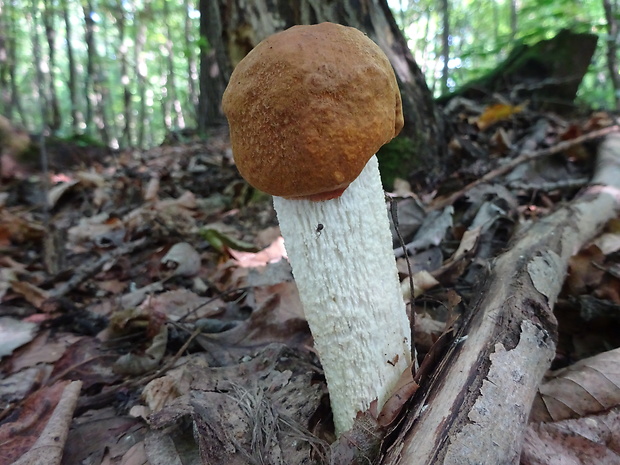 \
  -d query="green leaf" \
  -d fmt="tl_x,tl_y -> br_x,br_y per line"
200,228 -> 259,253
